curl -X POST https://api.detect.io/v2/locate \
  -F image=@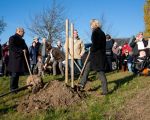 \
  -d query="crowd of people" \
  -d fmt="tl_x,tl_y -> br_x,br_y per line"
0,19 -> 150,95
103,32 -> 150,76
